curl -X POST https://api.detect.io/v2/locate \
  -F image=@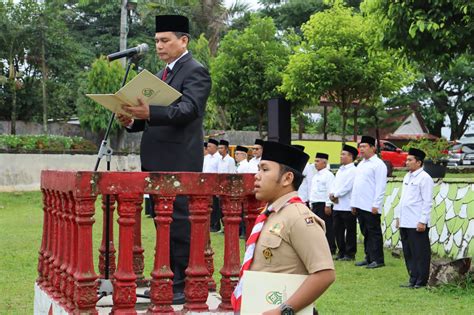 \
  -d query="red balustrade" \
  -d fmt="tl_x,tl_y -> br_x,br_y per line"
37,170 -> 260,314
